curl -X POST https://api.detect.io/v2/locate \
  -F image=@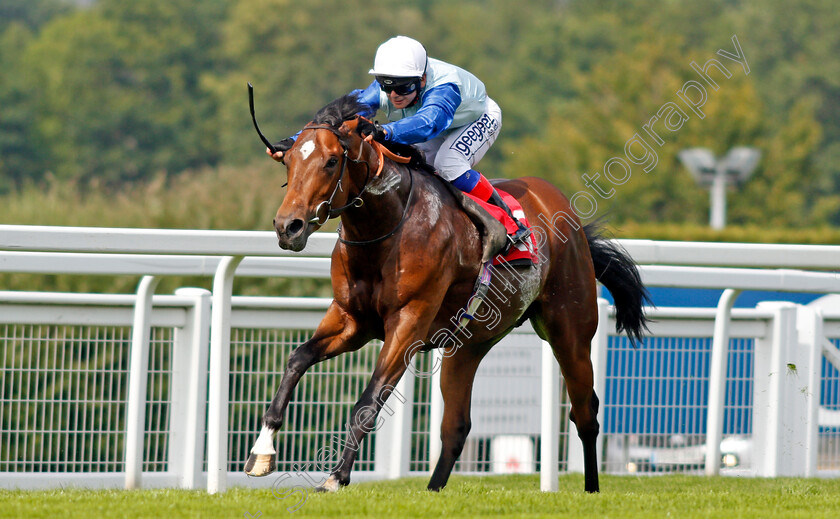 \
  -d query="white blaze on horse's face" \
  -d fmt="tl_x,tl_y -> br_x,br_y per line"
299,138 -> 316,160
274,130 -> 345,251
